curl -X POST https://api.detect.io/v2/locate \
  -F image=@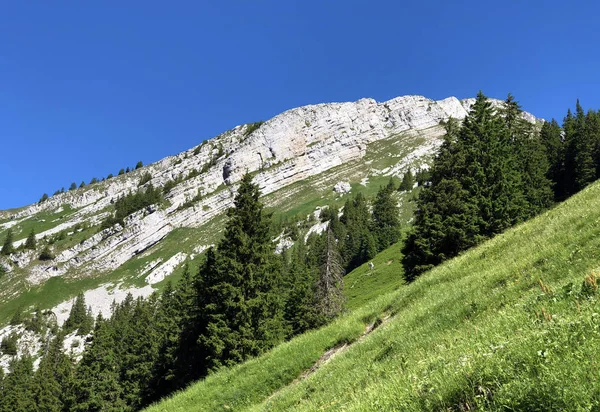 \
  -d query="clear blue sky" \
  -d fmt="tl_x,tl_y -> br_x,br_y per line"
2,1 -> 599,209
